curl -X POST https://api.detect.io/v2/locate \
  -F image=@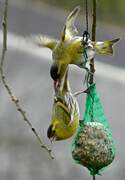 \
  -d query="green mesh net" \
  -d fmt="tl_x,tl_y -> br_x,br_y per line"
72,83 -> 115,175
